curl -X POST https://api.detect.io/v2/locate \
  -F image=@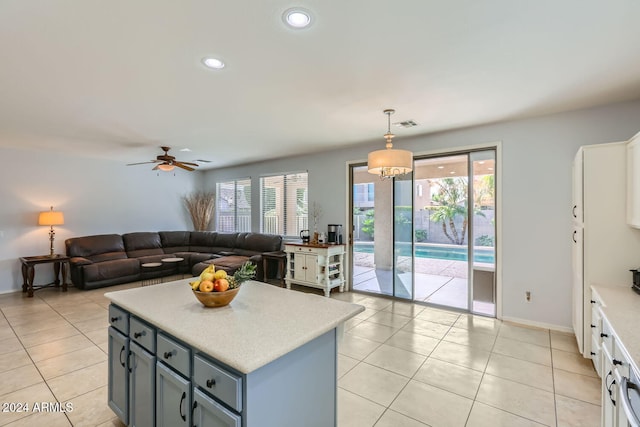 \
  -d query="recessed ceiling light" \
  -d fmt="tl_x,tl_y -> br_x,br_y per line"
437,166 -> 444,169
283,8 -> 312,29
202,57 -> 225,69
450,171 -> 456,174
